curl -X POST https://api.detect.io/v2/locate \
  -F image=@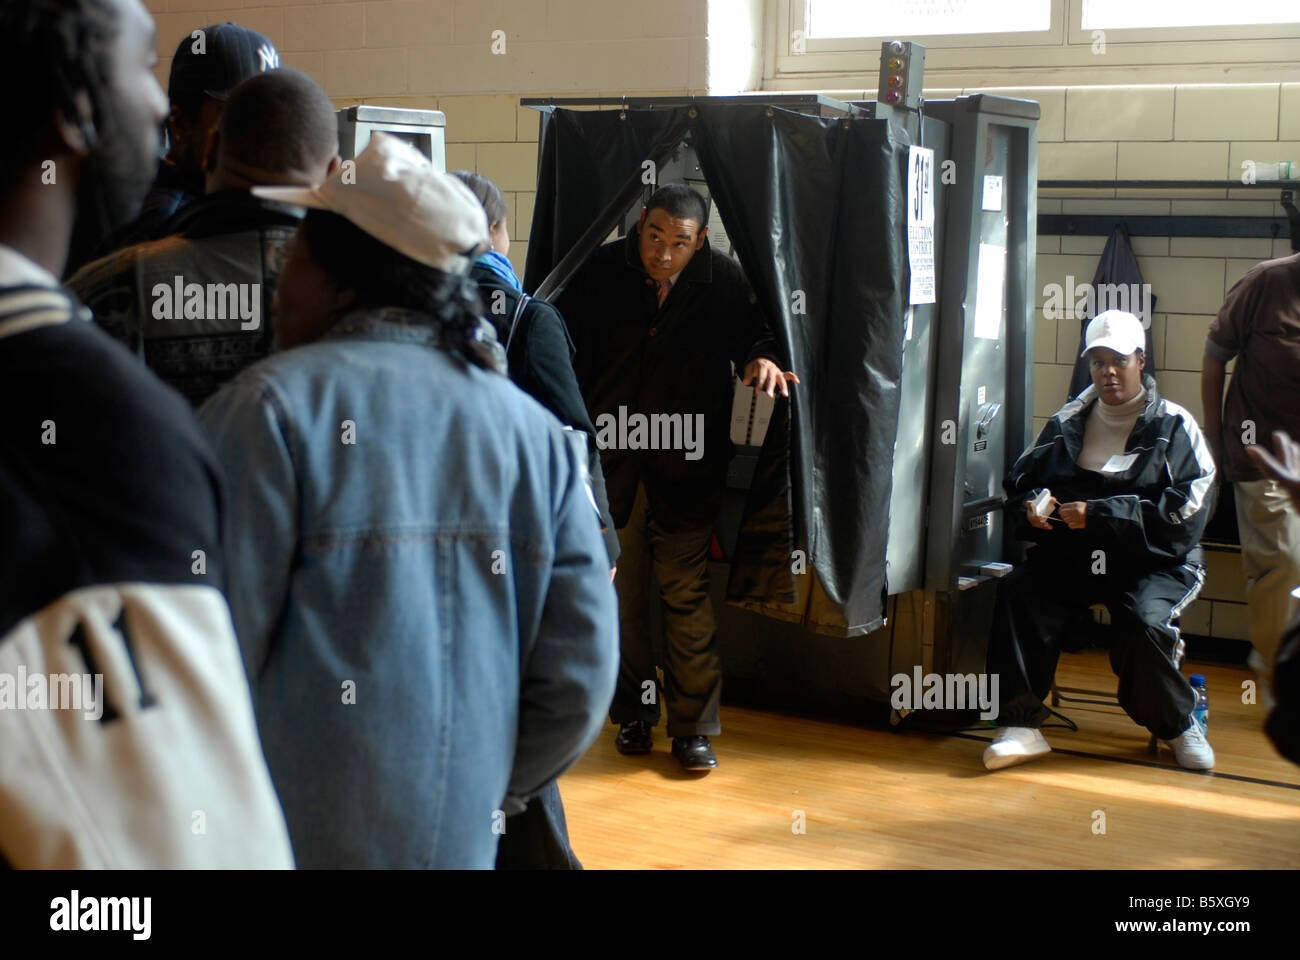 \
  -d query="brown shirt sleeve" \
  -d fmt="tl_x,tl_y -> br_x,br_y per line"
1206,265 -> 1262,362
